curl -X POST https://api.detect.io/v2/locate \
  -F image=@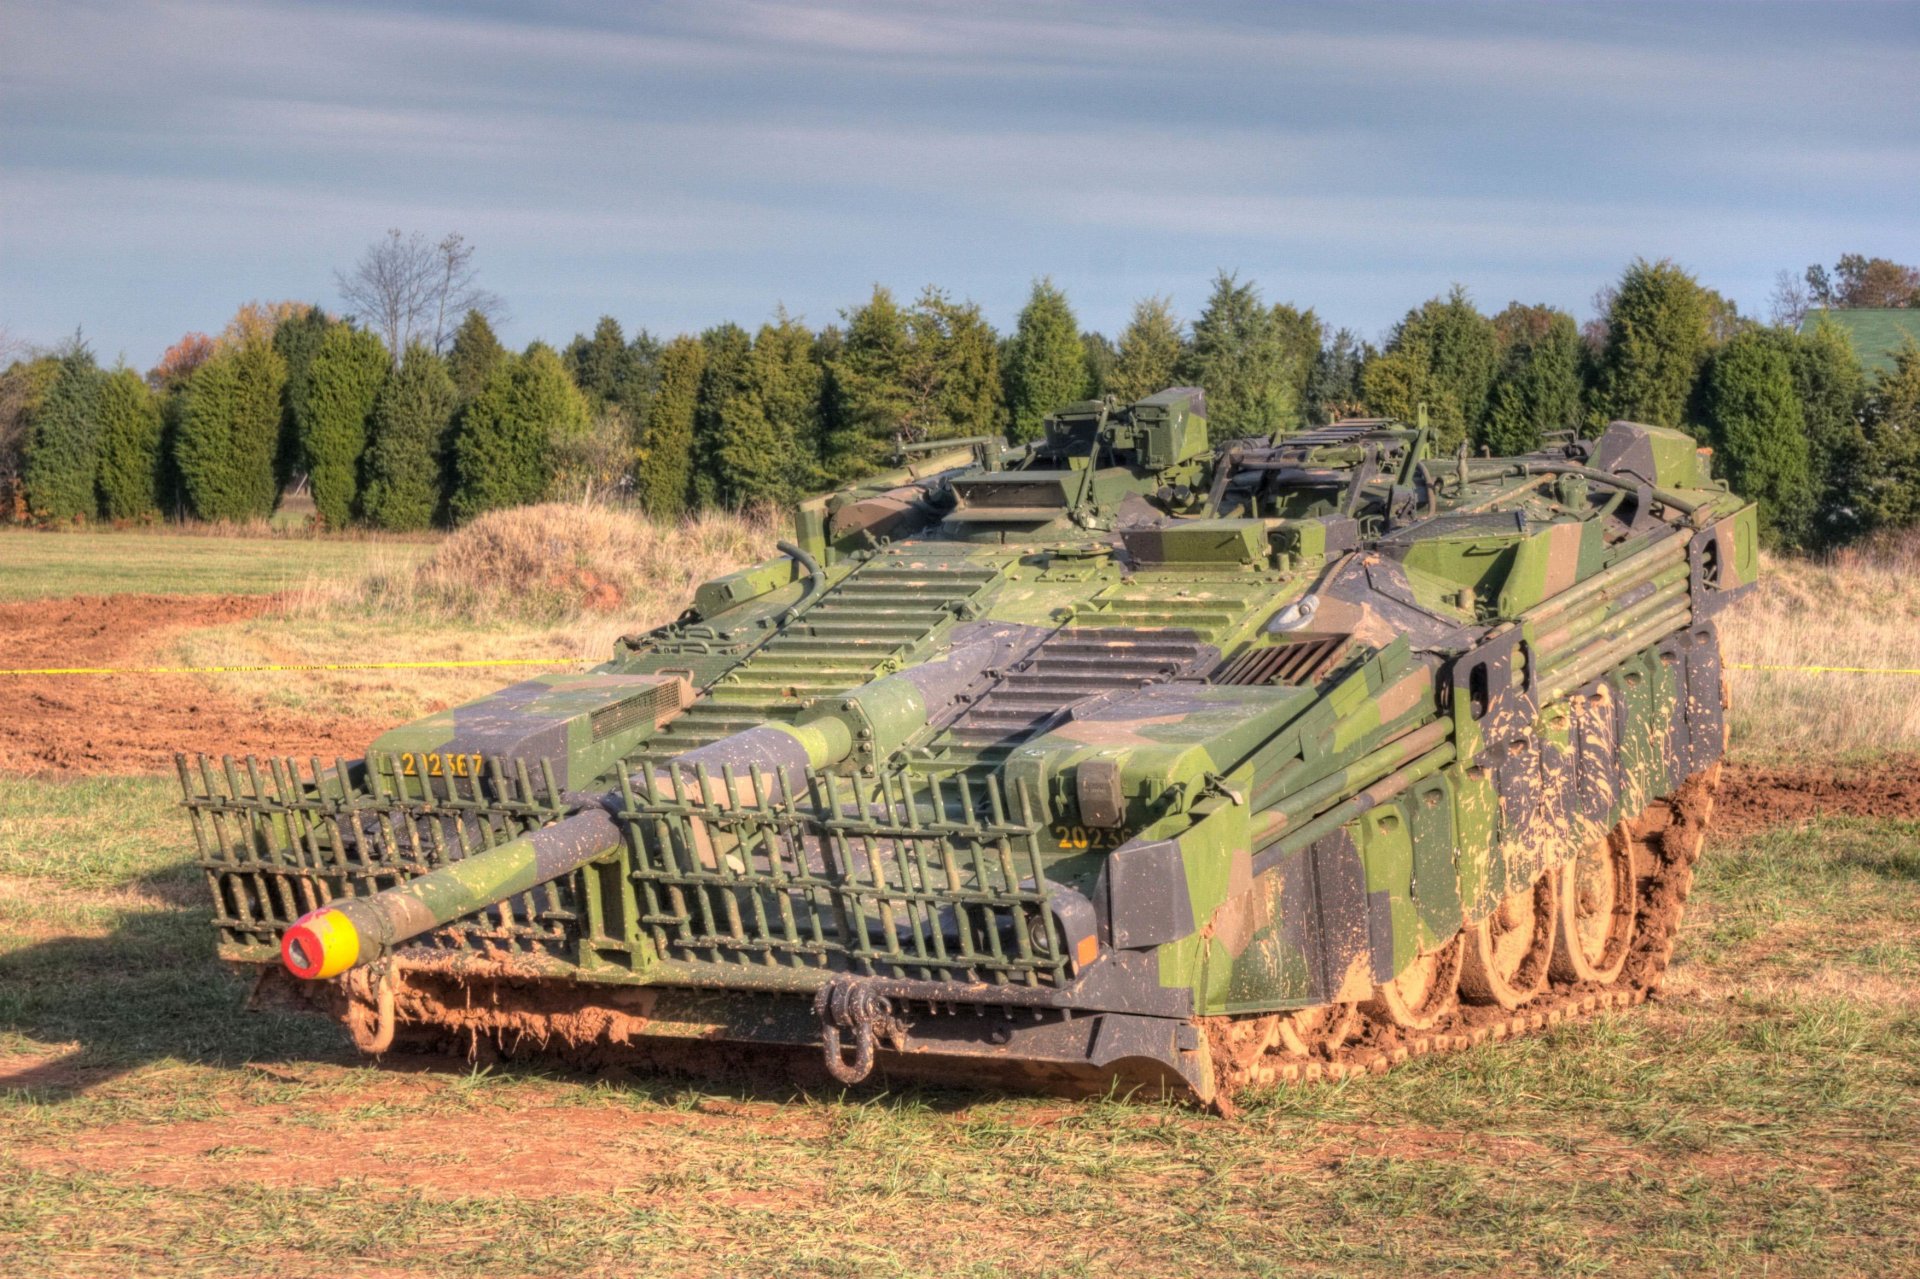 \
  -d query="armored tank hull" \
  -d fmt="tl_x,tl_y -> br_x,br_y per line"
180,392 -> 1755,1104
